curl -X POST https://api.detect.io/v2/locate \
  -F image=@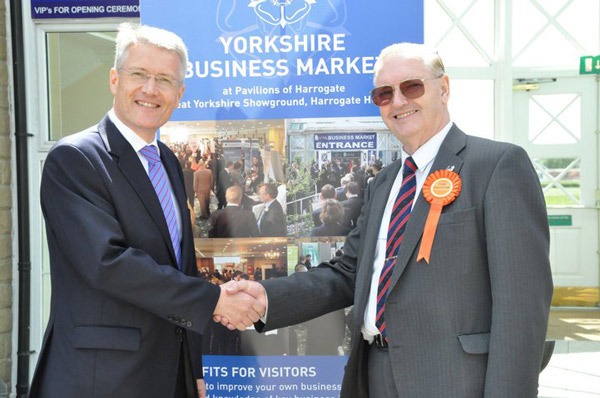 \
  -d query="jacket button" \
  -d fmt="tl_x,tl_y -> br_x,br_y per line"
186,321 -> 193,328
